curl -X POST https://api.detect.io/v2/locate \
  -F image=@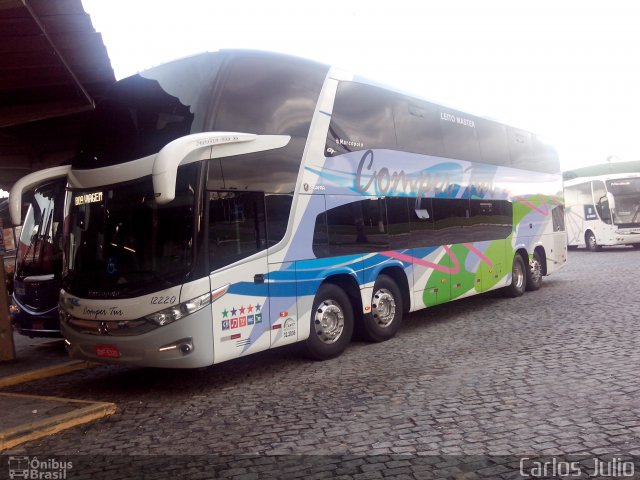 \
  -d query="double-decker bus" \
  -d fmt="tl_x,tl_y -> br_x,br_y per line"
8,177 -> 66,337
11,50 -> 566,367
564,173 -> 640,250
